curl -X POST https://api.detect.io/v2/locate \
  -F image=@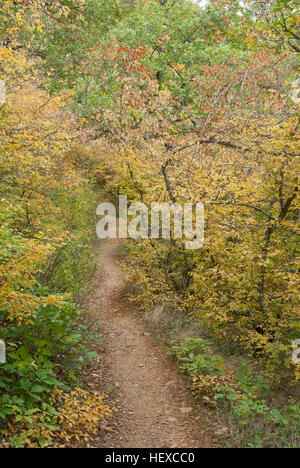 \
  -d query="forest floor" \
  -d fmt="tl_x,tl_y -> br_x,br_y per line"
84,239 -> 214,448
